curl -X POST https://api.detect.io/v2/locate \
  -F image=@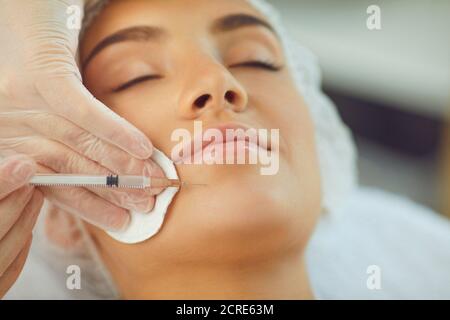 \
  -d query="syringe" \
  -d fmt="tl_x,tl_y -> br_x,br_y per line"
28,174 -> 188,189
